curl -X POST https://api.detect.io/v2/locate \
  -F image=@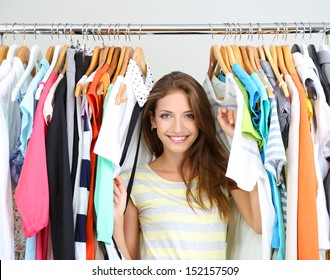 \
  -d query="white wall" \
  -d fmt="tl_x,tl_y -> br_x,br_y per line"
1,0 -> 330,83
